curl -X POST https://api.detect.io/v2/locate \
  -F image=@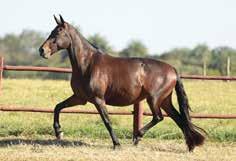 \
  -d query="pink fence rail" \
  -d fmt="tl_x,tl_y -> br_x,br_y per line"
0,106 -> 236,119
2,64 -> 236,80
